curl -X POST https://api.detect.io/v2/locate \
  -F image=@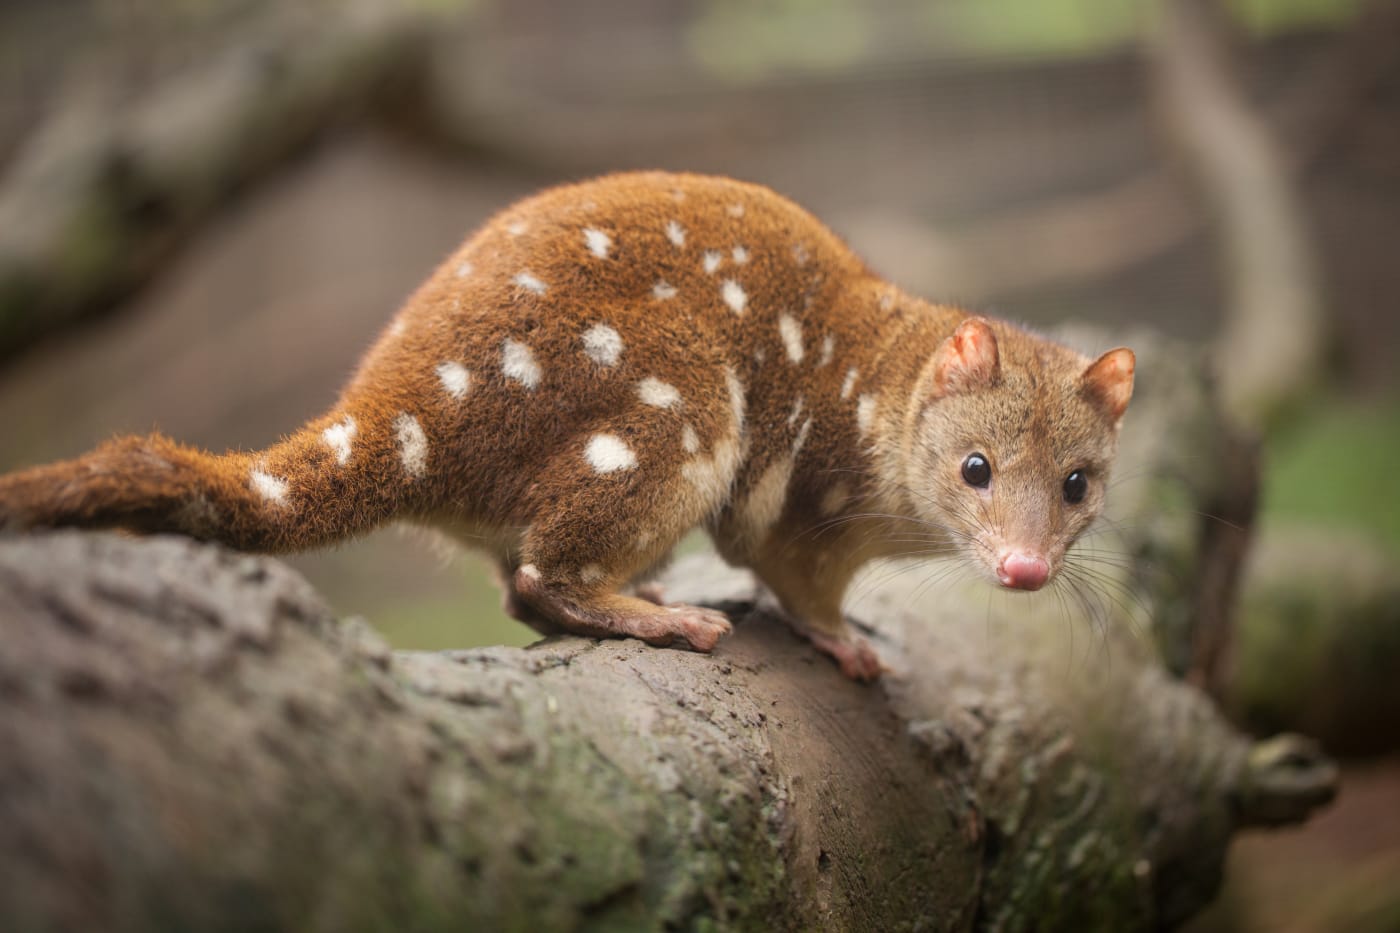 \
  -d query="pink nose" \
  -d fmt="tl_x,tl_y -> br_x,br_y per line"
997,551 -> 1049,591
